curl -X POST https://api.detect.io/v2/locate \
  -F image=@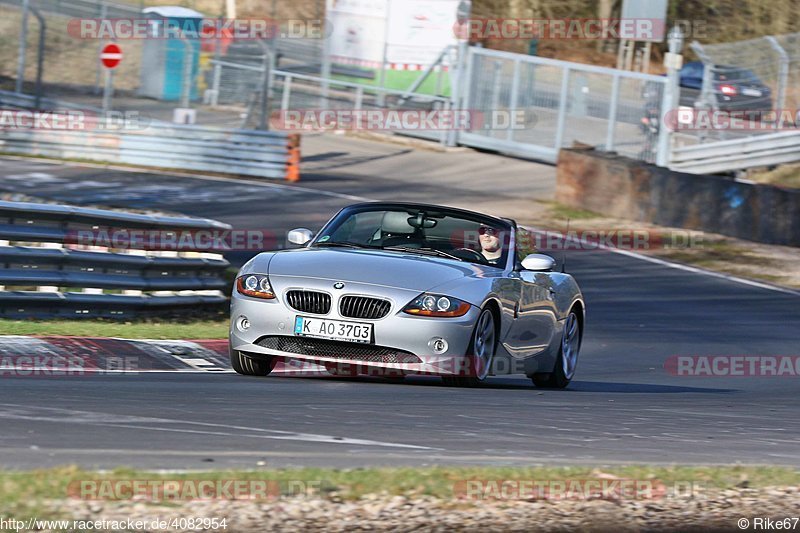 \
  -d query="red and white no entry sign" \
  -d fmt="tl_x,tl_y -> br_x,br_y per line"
101,43 -> 122,69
